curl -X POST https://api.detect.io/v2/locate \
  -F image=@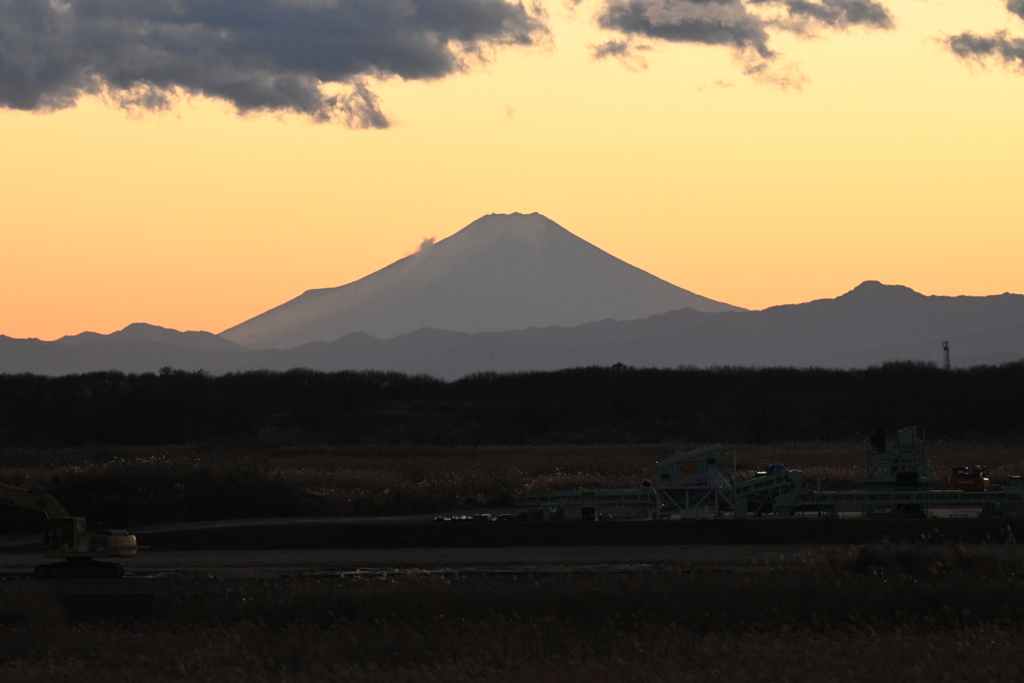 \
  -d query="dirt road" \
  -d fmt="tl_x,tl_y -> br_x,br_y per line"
0,543 -> 841,579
